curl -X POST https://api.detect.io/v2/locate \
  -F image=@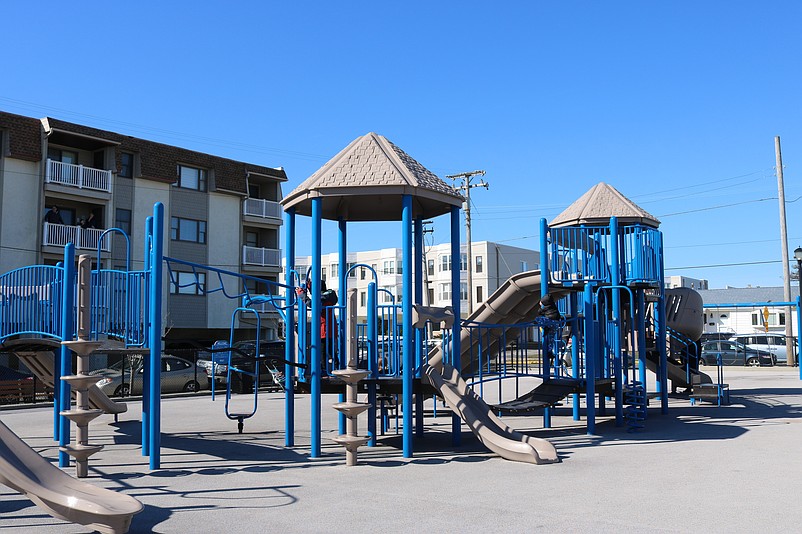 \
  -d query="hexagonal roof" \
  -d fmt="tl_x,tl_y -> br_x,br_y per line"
281,132 -> 464,221
550,182 -> 660,228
